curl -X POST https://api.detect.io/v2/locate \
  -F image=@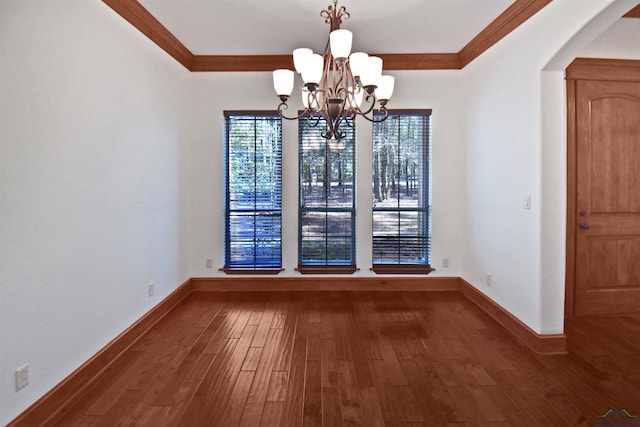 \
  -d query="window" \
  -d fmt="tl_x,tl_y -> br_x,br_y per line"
372,110 -> 433,274
298,117 -> 356,273
223,112 -> 282,273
